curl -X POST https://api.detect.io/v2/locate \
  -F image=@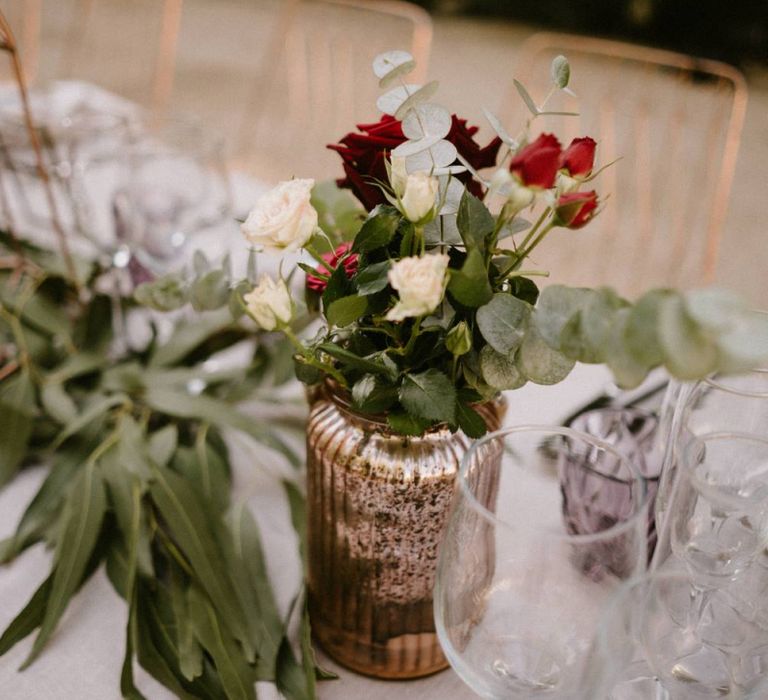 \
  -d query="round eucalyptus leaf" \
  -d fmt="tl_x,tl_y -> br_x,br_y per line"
477,294 -> 530,356
395,81 -> 440,120
716,312 -> 768,372
377,84 -> 422,116
373,50 -> 414,78
480,345 -> 526,390
624,289 -> 671,366
684,287 -> 744,332
551,55 -> 571,88
391,133 -> 444,158
518,326 -> 575,385
405,139 -> 458,171
402,103 -> 452,140
605,308 -> 651,389
577,287 -> 627,363
658,294 -> 719,380
534,285 -> 592,349
438,177 -> 467,216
